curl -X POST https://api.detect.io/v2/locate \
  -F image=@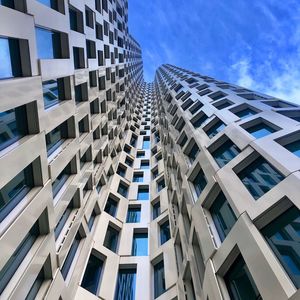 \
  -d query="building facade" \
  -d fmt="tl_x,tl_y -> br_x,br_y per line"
0,1 -> 300,300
